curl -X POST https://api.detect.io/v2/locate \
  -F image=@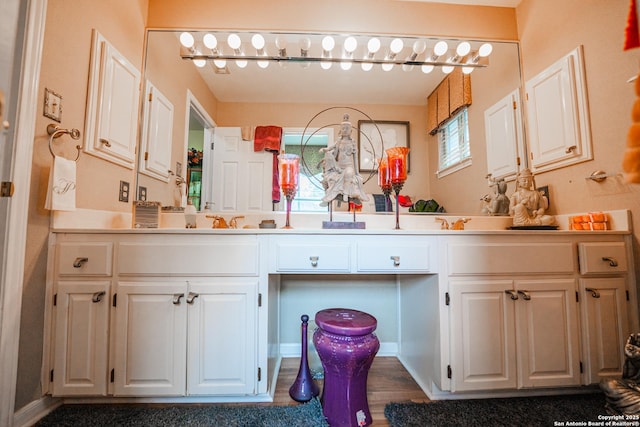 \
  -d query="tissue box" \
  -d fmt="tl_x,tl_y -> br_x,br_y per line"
133,201 -> 161,228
